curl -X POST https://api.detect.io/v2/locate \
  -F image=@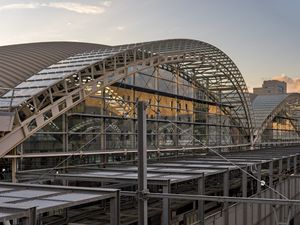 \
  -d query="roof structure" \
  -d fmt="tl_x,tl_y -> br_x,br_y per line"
0,39 -> 254,157
252,93 -> 300,143
252,94 -> 289,129
18,156 -> 268,186
0,182 -> 119,224
0,42 -> 107,95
